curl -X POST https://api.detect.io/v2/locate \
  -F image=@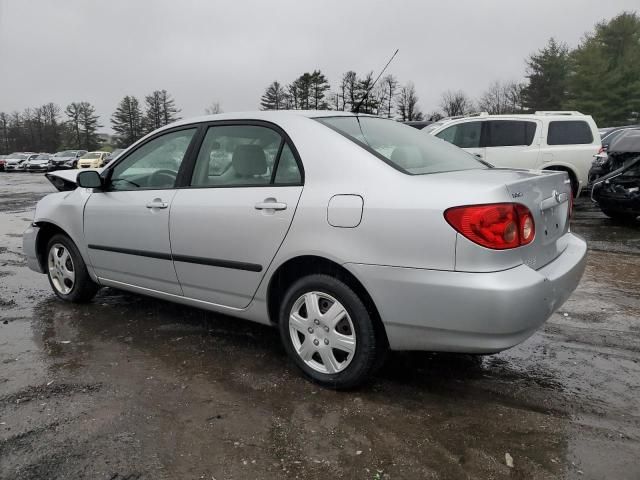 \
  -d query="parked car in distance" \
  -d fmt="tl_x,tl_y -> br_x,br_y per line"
25,111 -> 587,388
600,126 -> 640,151
77,151 -> 109,169
427,111 -> 601,197
5,152 -> 38,171
50,150 -> 87,170
0,155 -> 6,171
25,154 -> 52,172
591,129 -> 640,221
